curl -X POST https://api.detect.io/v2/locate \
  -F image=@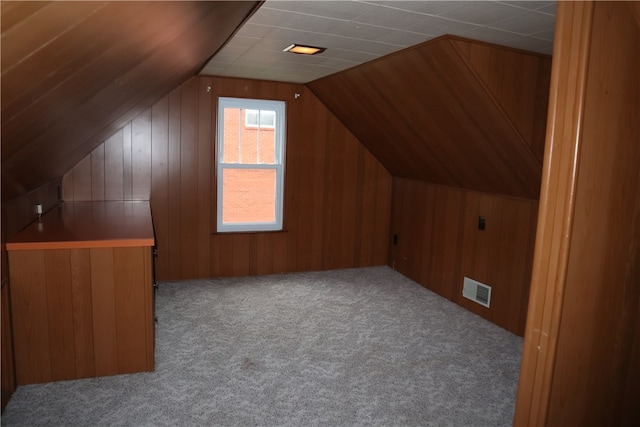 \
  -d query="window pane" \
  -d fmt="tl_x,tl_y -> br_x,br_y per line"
245,109 -> 275,128
222,107 -> 241,164
222,107 -> 276,165
221,168 -> 276,224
